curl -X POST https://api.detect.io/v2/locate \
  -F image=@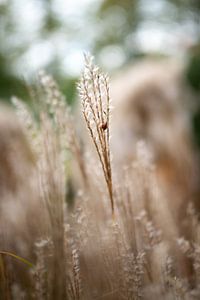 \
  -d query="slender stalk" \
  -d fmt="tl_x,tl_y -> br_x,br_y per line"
78,54 -> 115,217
